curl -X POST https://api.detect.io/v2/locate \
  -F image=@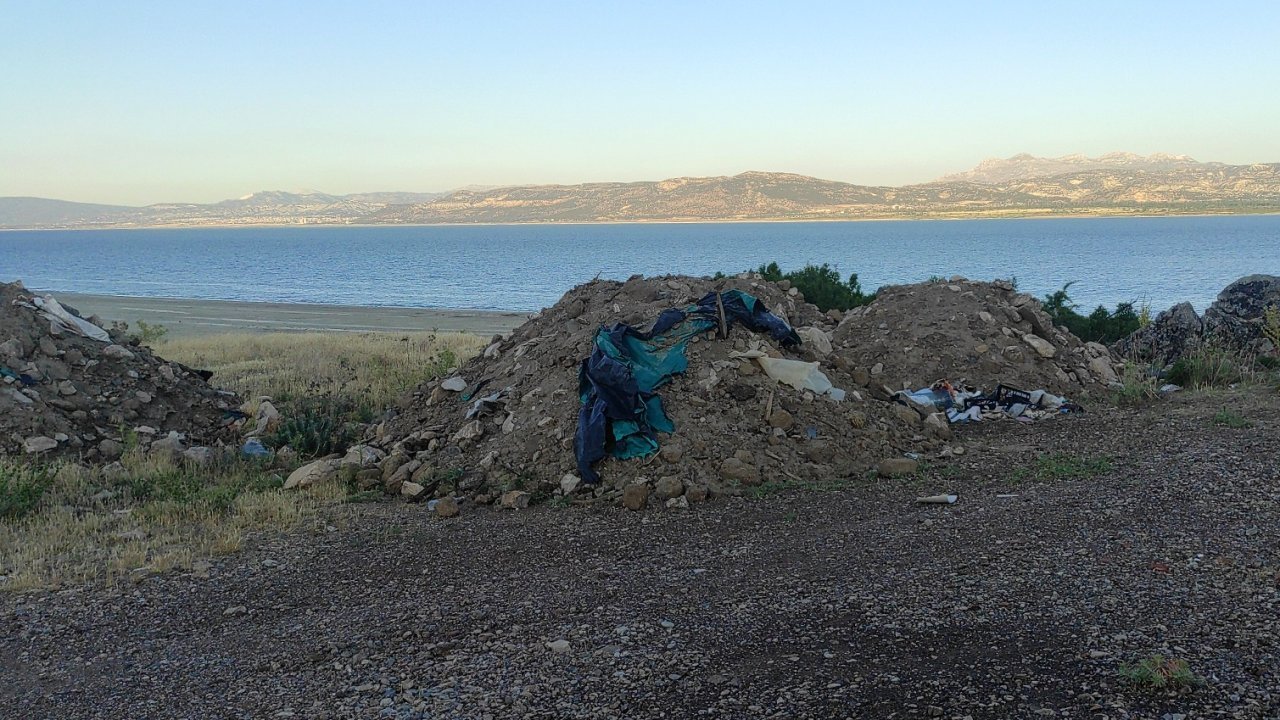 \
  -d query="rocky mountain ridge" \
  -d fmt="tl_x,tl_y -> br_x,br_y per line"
4,155 -> 1278,229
